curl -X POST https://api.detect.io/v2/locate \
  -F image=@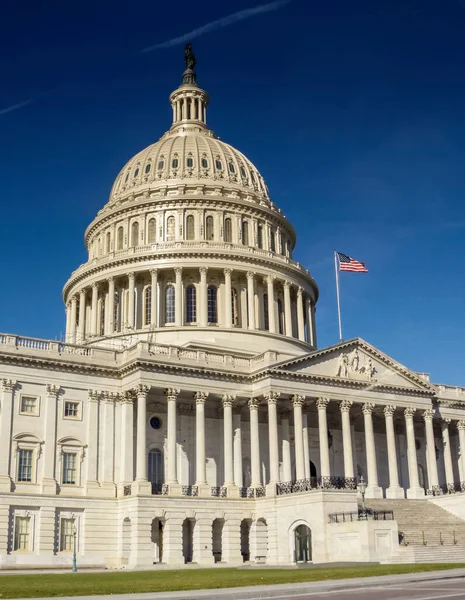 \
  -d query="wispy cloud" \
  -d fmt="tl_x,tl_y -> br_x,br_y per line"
140,0 -> 291,53
0,97 -> 35,117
